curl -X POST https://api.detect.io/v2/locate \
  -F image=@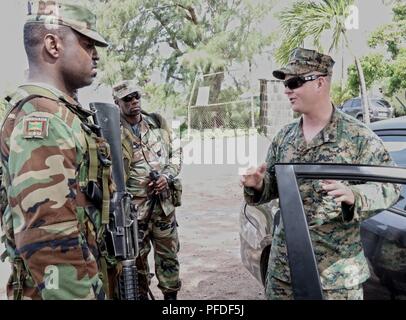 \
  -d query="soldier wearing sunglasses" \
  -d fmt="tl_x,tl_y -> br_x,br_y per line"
113,80 -> 182,300
240,47 -> 400,300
